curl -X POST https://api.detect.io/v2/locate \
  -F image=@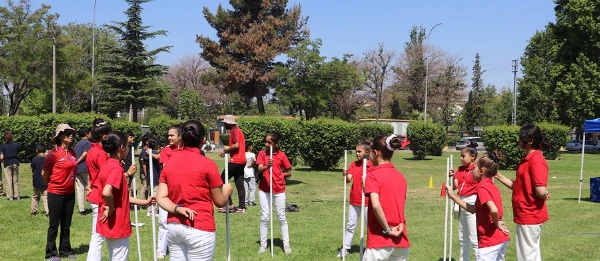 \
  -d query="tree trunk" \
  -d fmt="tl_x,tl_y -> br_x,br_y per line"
8,99 -> 19,116
132,103 -> 138,122
254,80 -> 265,114
377,84 -> 382,122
